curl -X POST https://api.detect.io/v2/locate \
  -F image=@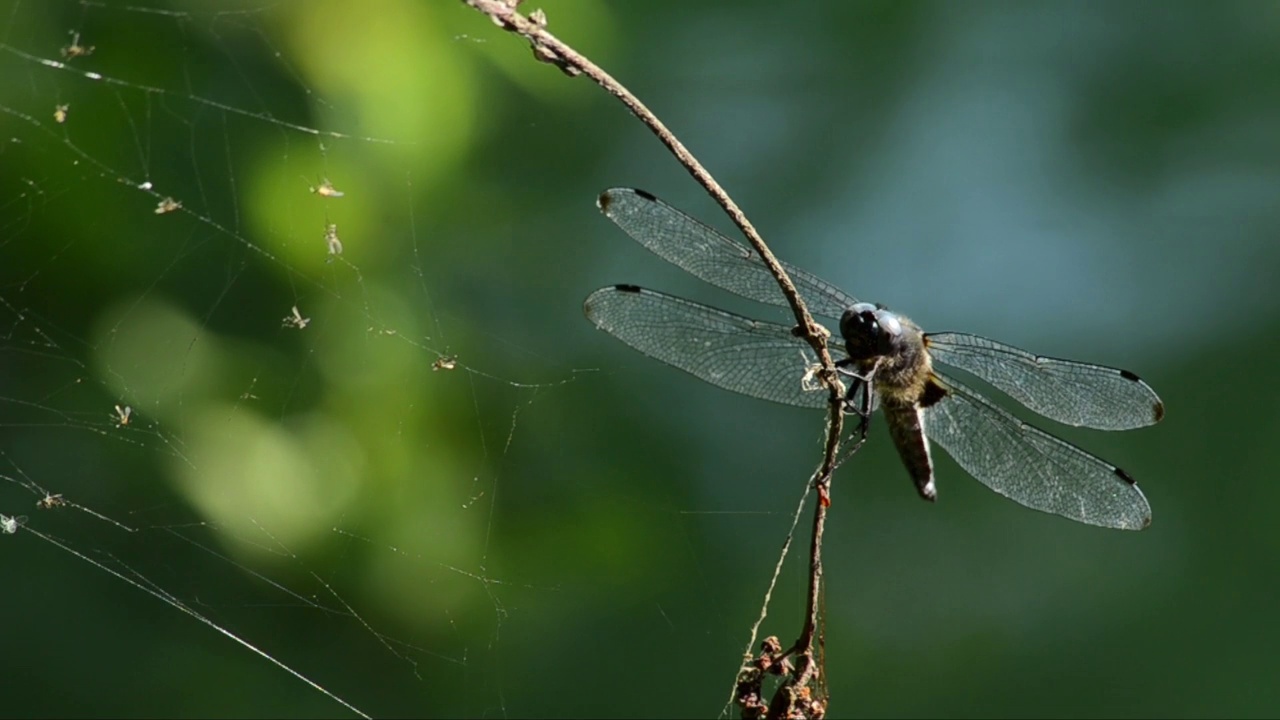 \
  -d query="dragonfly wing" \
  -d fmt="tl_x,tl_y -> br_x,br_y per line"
926,332 -> 1164,430
598,188 -> 859,320
584,284 -> 845,408
922,371 -> 1152,530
